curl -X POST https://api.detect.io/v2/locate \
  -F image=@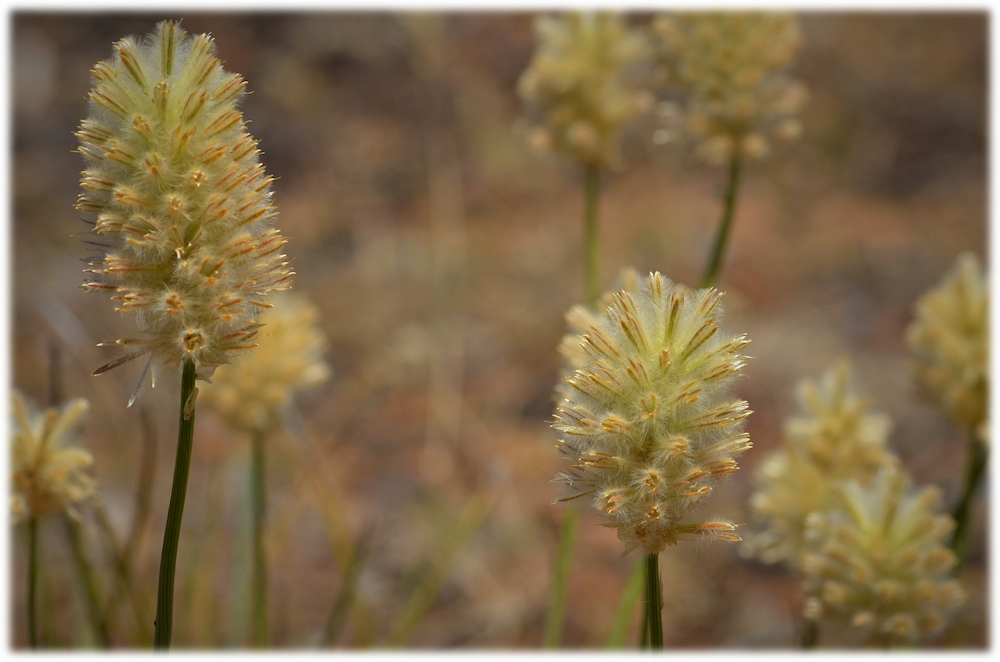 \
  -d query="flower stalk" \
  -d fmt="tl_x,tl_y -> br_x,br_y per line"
699,152 -> 743,289
28,517 -> 38,649
950,429 -> 988,566
583,165 -> 602,308
645,553 -> 663,650
153,359 -> 198,649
